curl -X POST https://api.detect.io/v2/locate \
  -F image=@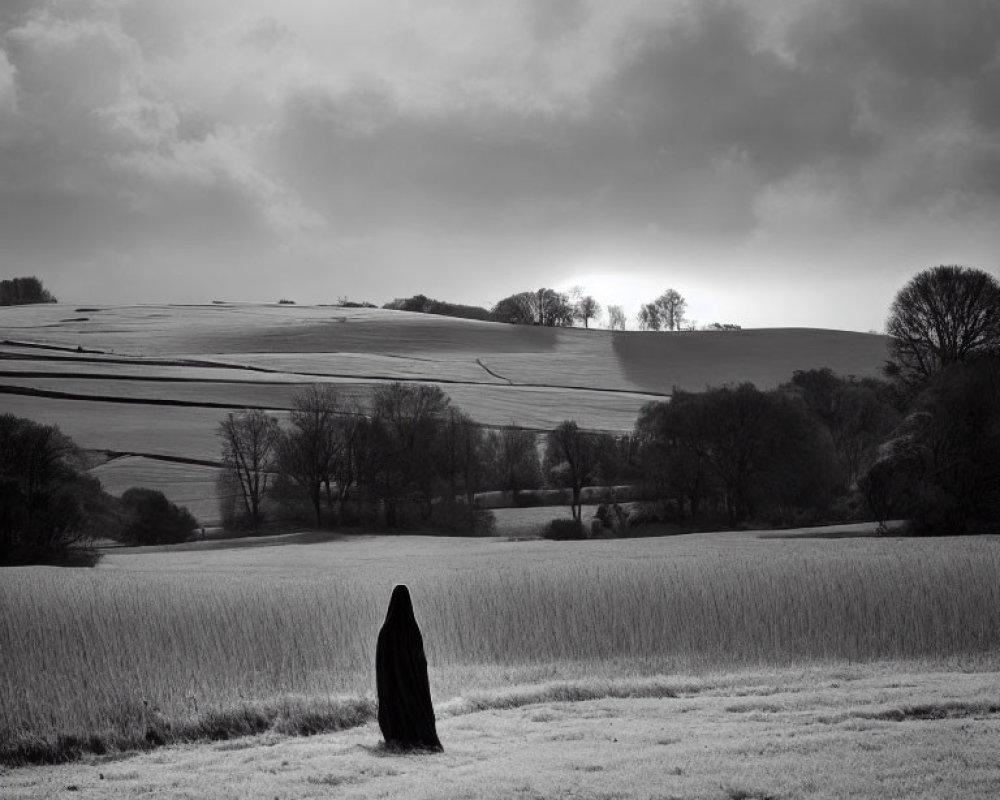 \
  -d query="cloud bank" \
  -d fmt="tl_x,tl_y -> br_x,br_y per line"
1,0 -> 998,329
